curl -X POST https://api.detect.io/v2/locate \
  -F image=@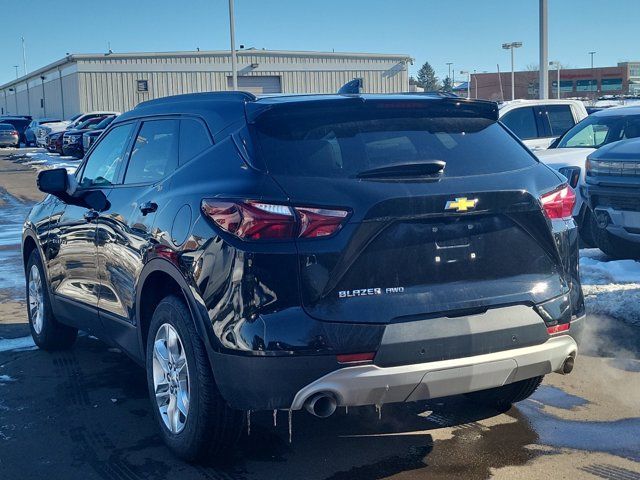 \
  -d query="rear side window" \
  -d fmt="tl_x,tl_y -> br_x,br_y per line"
546,105 -> 575,136
124,119 -> 179,184
501,107 -> 538,140
179,119 -> 212,165
252,102 -> 537,178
